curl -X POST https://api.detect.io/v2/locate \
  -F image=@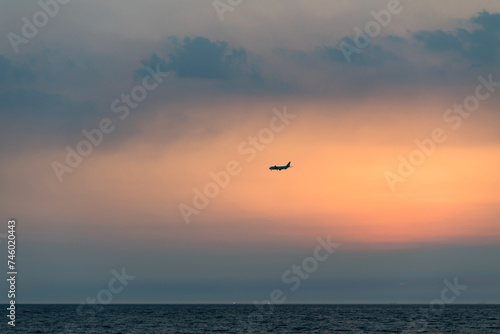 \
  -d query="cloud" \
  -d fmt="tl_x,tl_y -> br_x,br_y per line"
316,11 -> 500,69
414,11 -> 500,64
136,36 -> 260,81
133,36 -> 301,97
0,87 -> 100,152
134,52 -> 169,81
0,55 -> 35,86
319,38 -> 400,67
0,54 -> 102,149
472,10 -> 500,32
3,10 -> 500,157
